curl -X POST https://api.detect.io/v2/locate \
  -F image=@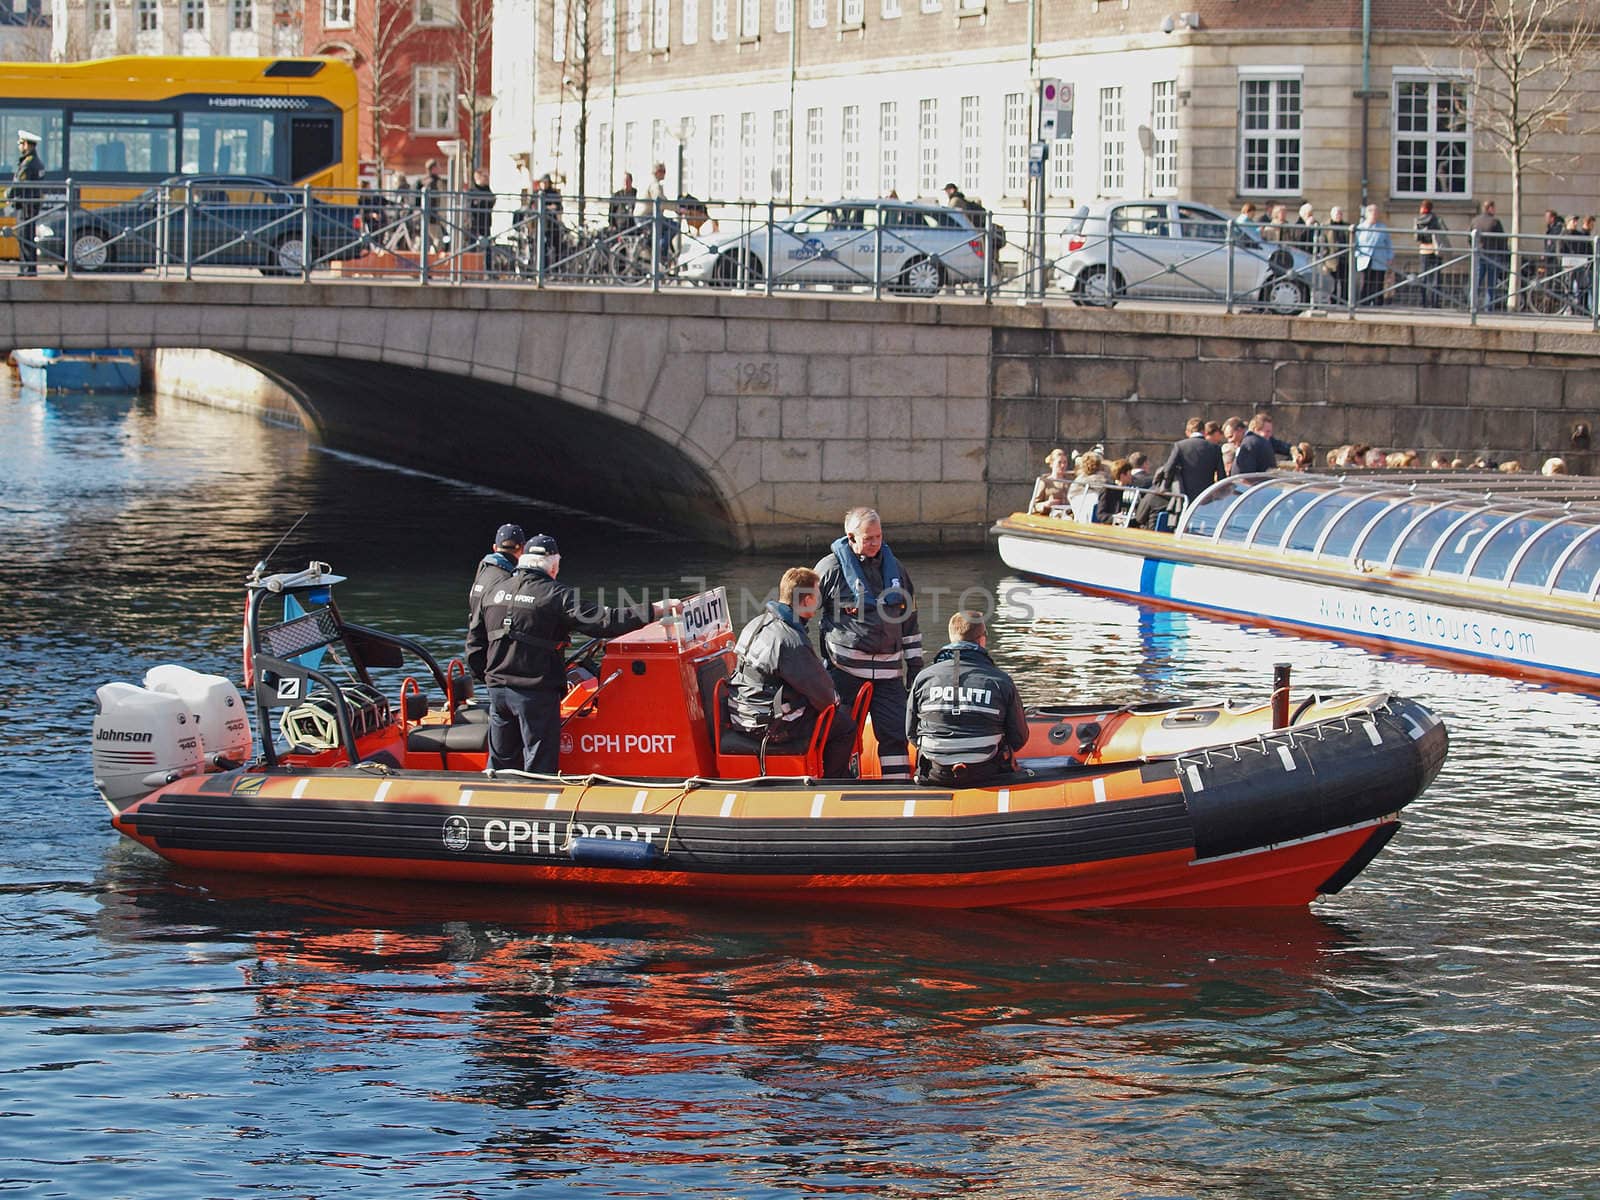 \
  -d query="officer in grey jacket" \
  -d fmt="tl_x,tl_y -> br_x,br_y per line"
907,611 -> 1029,786
728,567 -> 856,777
813,507 -> 922,779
